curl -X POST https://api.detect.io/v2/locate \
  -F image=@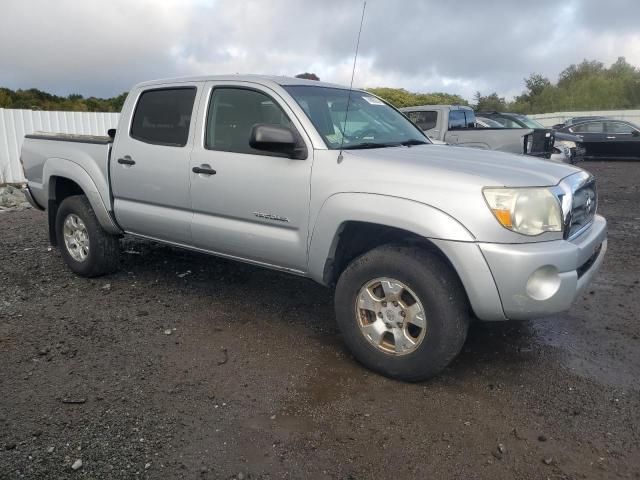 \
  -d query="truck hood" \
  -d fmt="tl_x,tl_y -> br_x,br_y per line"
344,143 -> 580,188
334,144 -> 585,243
